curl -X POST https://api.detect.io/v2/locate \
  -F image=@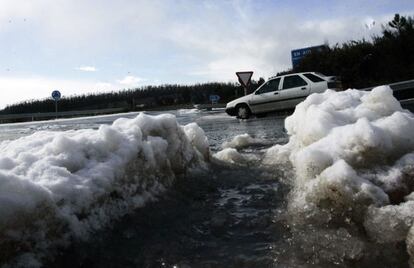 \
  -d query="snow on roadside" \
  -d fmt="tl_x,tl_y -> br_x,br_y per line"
213,134 -> 264,165
221,133 -> 267,150
263,86 -> 414,261
0,113 -> 209,267
178,108 -> 199,115
213,148 -> 259,165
